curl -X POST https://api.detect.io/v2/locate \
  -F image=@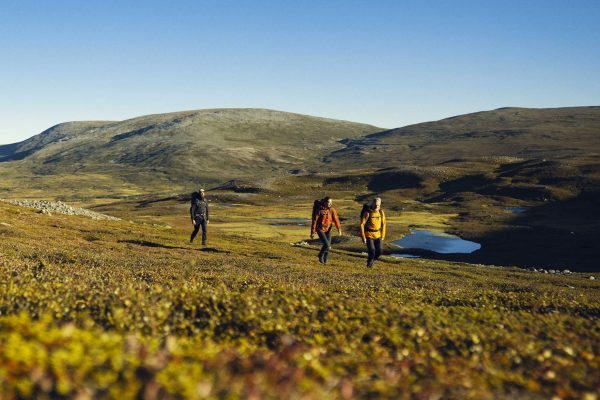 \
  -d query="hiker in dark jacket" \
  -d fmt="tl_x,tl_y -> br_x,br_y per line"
311,197 -> 342,264
190,188 -> 210,246
360,197 -> 386,268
